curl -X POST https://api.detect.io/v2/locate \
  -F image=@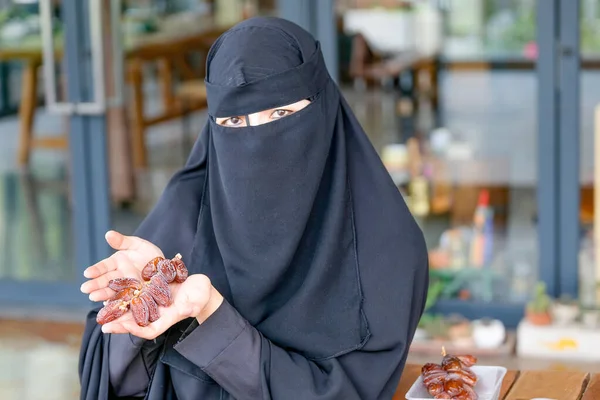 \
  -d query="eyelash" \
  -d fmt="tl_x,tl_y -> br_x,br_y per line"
271,109 -> 291,118
220,109 -> 293,126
